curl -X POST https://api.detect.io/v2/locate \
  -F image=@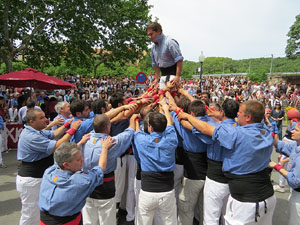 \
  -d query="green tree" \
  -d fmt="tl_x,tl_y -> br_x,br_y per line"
286,14 -> 300,58
0,0 -> 152,73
